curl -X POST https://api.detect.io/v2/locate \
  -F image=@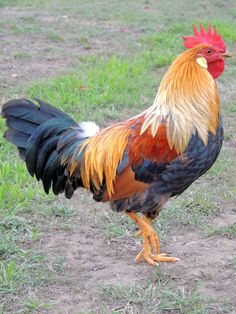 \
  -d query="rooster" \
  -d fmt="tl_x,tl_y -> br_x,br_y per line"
1,24 -> 231,265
